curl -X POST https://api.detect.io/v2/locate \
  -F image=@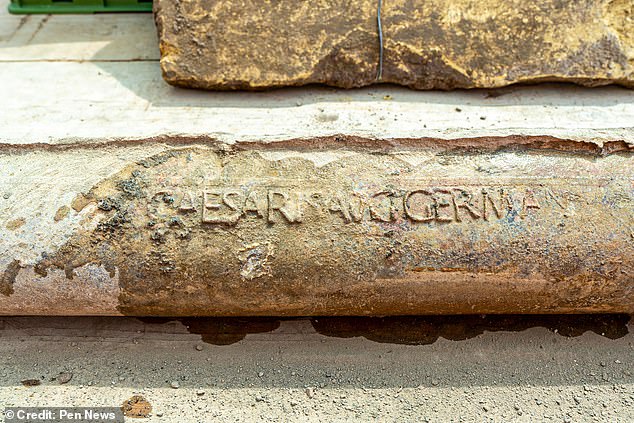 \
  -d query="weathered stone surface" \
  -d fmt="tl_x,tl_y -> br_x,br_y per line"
155,0 -> 634,90
1,138 -> 632,315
